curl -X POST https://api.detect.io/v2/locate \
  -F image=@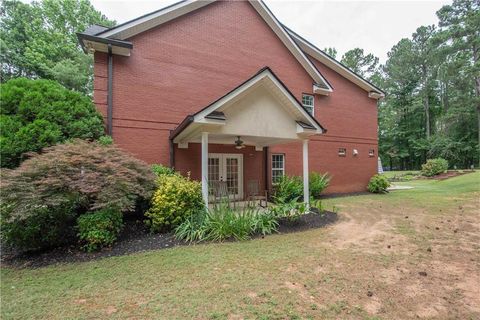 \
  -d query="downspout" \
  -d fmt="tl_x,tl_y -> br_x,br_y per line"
107,44 -> 113,136
169,134 -> 175,169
